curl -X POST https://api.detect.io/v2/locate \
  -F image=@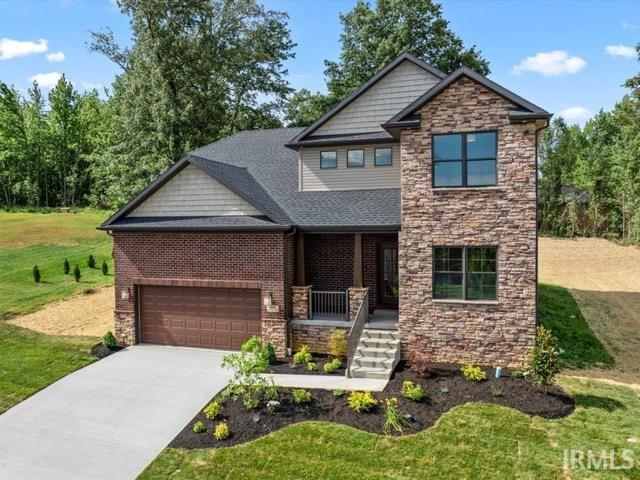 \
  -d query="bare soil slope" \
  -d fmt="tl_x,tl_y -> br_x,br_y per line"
539,237 -> 640,383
